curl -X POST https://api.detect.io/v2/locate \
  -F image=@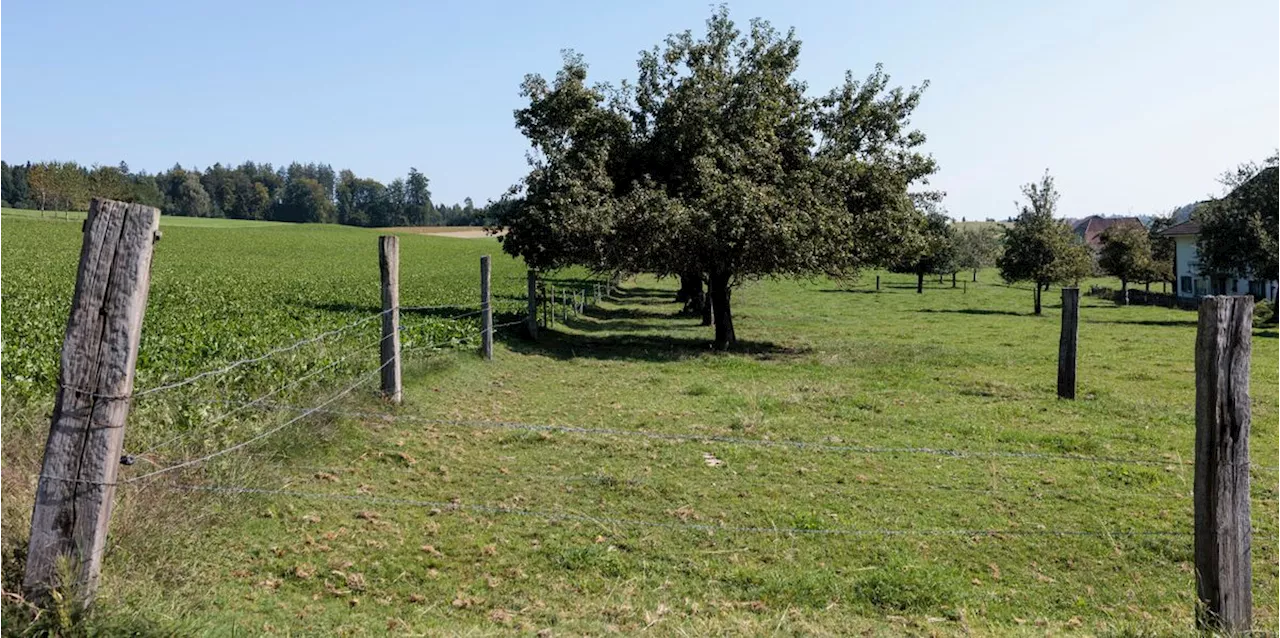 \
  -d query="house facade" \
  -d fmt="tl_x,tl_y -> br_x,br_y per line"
1160,219 -> 1278,301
